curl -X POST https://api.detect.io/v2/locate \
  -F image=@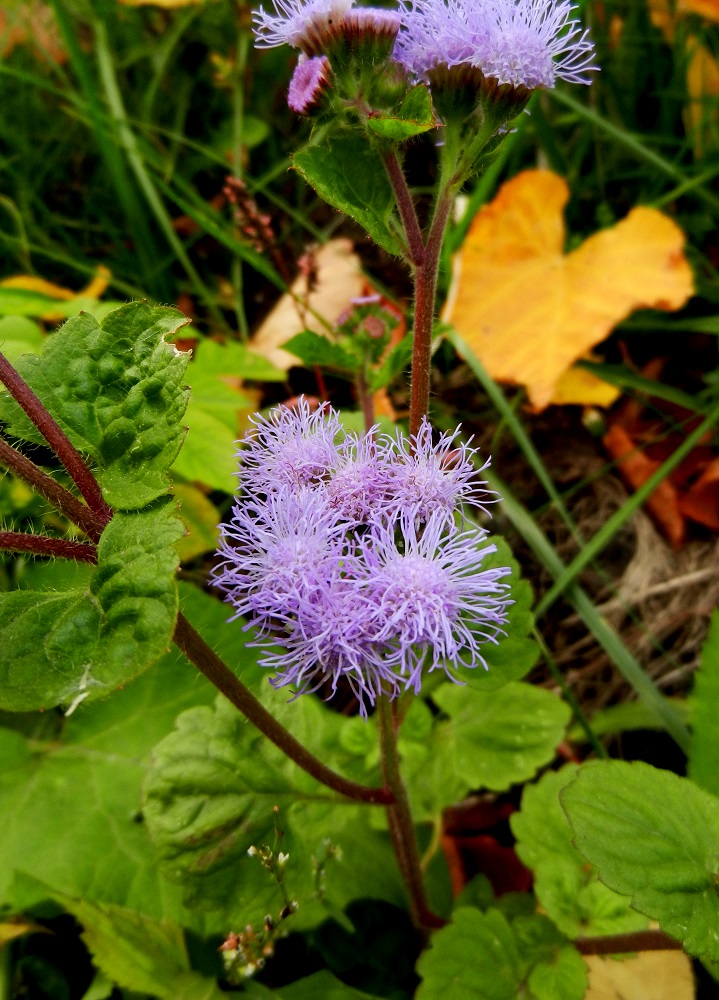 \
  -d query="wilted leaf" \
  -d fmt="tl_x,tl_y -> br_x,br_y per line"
250,239 -> 364,370
444,170 -> 694,410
